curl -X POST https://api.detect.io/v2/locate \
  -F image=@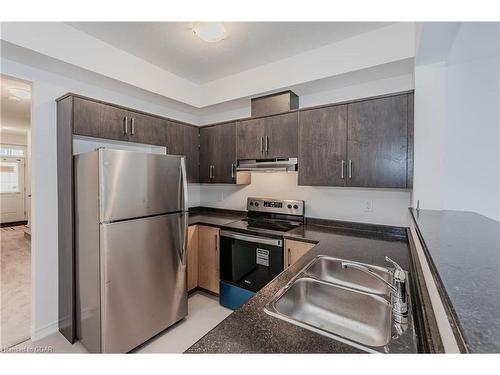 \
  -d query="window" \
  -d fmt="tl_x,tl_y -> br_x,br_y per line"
0,161 -> 20,193
0,145 -> 25,157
